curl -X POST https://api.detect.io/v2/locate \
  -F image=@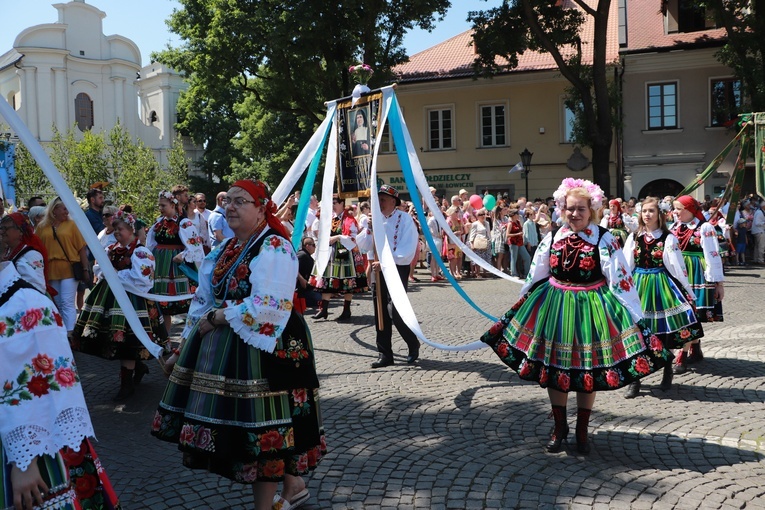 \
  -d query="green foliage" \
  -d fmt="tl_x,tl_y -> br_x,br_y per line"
152,0 -> 451,190
470,0 -> 615,193
48,125 -> 110,199
700,0 -> 765,112
14,143 -> 52,202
